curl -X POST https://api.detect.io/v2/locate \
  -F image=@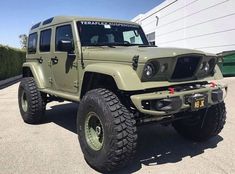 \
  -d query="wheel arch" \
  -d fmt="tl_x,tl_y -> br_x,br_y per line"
80,72 -> 118,99
22,67 -> 33,78
79,63 -> 144,99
